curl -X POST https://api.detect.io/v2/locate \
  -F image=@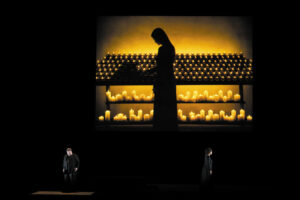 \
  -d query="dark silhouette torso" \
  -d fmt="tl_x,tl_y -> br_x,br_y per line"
201,155 -> 213,184
153,44 -> 177,131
